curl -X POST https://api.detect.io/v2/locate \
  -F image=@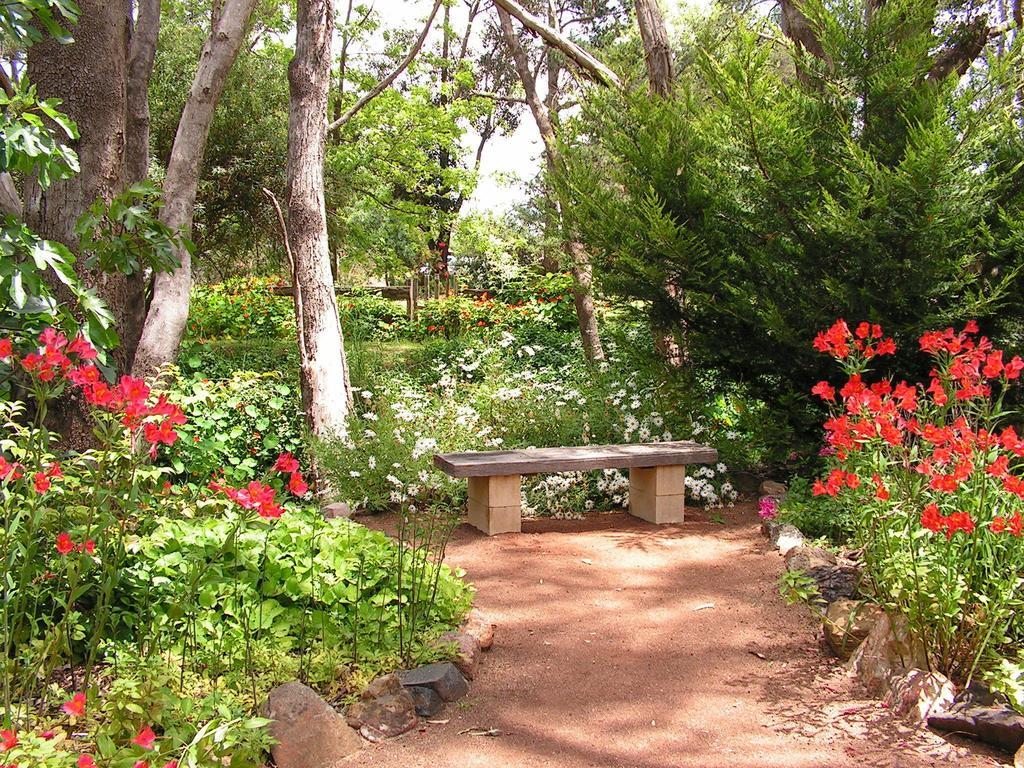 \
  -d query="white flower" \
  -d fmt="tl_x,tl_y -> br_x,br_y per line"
361,390 -> 373,399
362,412 -> 379,422
368,456 -> 377,469
716,462 -> 727,473
385,474 -> 403,487
349,471 -> 361,478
